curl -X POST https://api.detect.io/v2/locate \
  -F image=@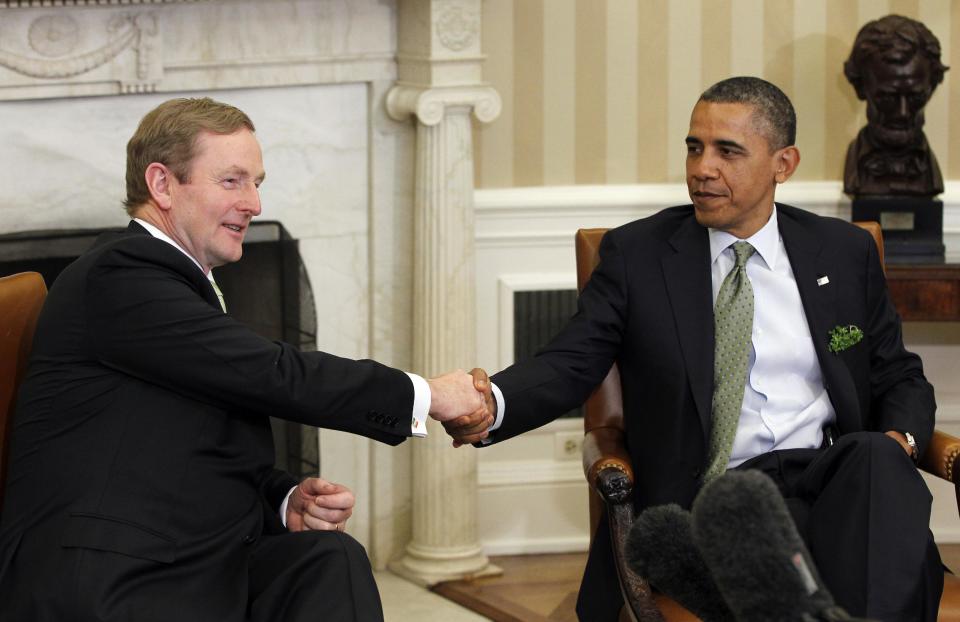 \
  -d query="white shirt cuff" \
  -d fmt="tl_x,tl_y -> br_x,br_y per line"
489,382 -> 505,431
406,372 -> 430,438
279,485 -> 296,528
480,382 -> 505,445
